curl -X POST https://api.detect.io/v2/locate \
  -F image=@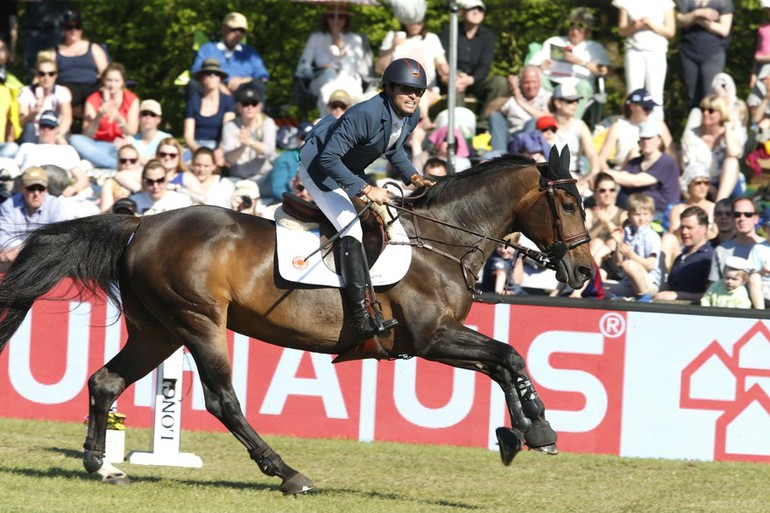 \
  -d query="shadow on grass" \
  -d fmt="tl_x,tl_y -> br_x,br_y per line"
1,460 -> 478,508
